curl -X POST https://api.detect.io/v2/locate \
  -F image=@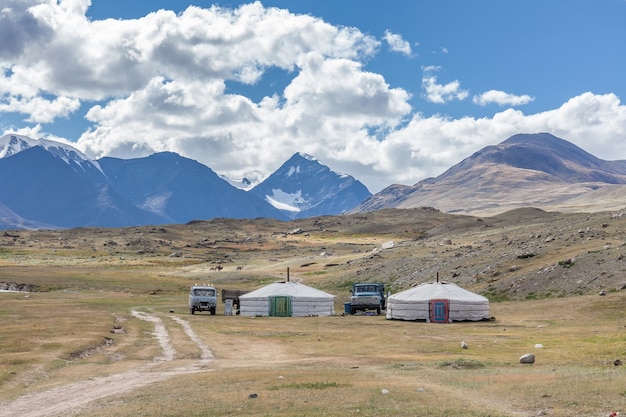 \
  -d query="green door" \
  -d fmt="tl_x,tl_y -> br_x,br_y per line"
270,296 -> 292,317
